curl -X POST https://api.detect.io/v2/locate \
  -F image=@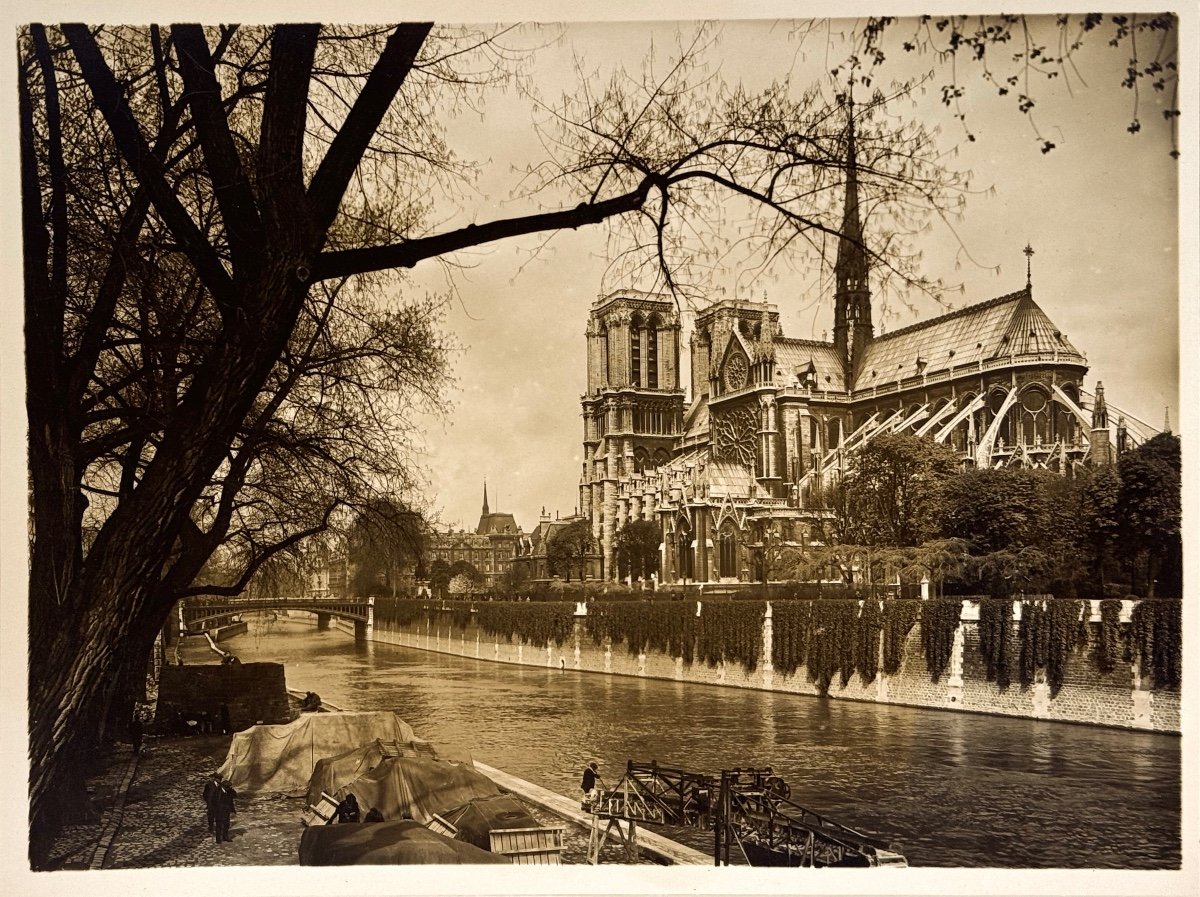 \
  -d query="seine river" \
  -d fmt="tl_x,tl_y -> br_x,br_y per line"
197,617 -> 1181,868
